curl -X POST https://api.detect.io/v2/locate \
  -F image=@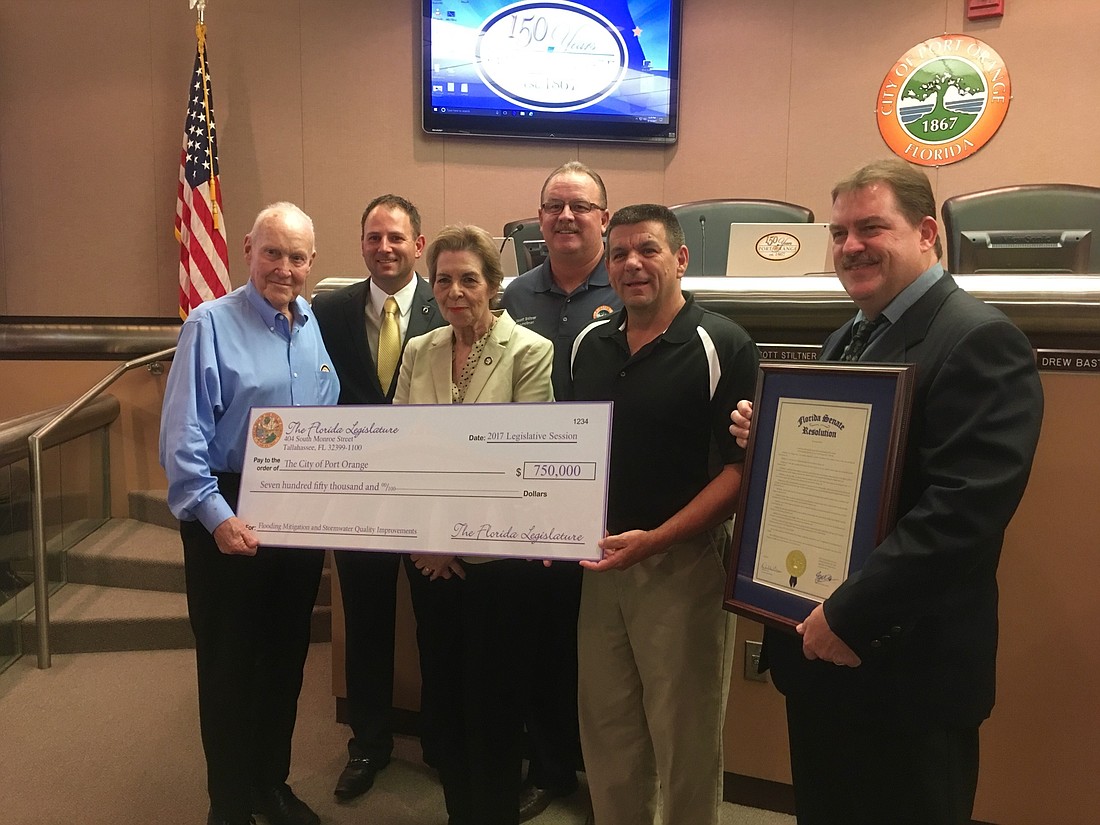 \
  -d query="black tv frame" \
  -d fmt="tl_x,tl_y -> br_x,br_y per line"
421,0 -> 683,144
